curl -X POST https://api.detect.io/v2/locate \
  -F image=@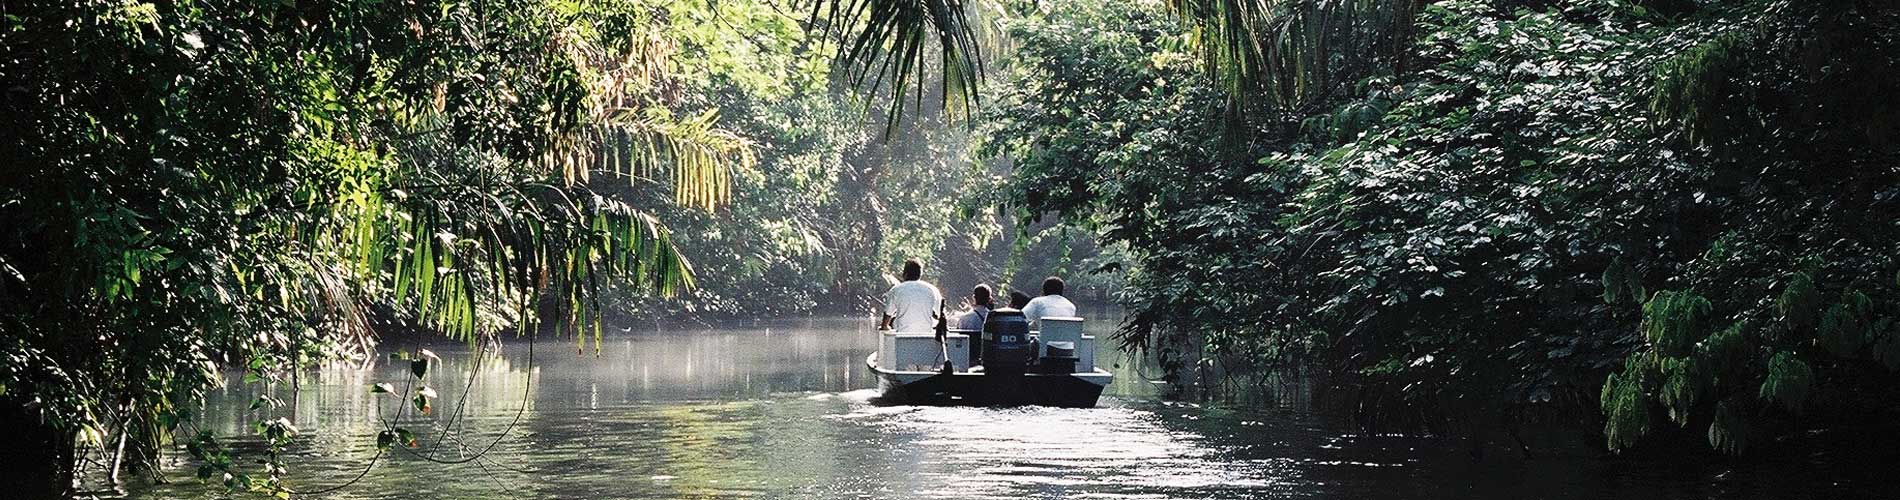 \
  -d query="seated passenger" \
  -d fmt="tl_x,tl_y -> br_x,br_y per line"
956,284 -> 994,332
957,284 -> 994,365
880,259 -> 943,333
1007,290 -> 1032,309
1022,276 -> 1078,329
